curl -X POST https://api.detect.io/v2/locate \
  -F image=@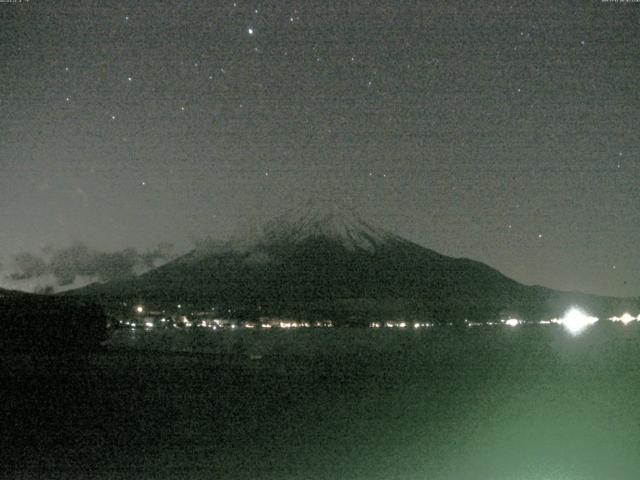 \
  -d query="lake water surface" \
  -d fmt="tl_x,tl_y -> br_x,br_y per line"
2,324 -> 640,479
